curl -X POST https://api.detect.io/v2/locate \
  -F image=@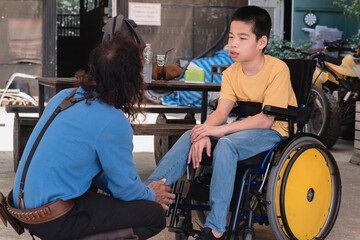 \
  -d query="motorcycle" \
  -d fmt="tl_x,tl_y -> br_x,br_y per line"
320,39 -> 360,140
284,39 -> 360,148
281,43 -> 356,148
